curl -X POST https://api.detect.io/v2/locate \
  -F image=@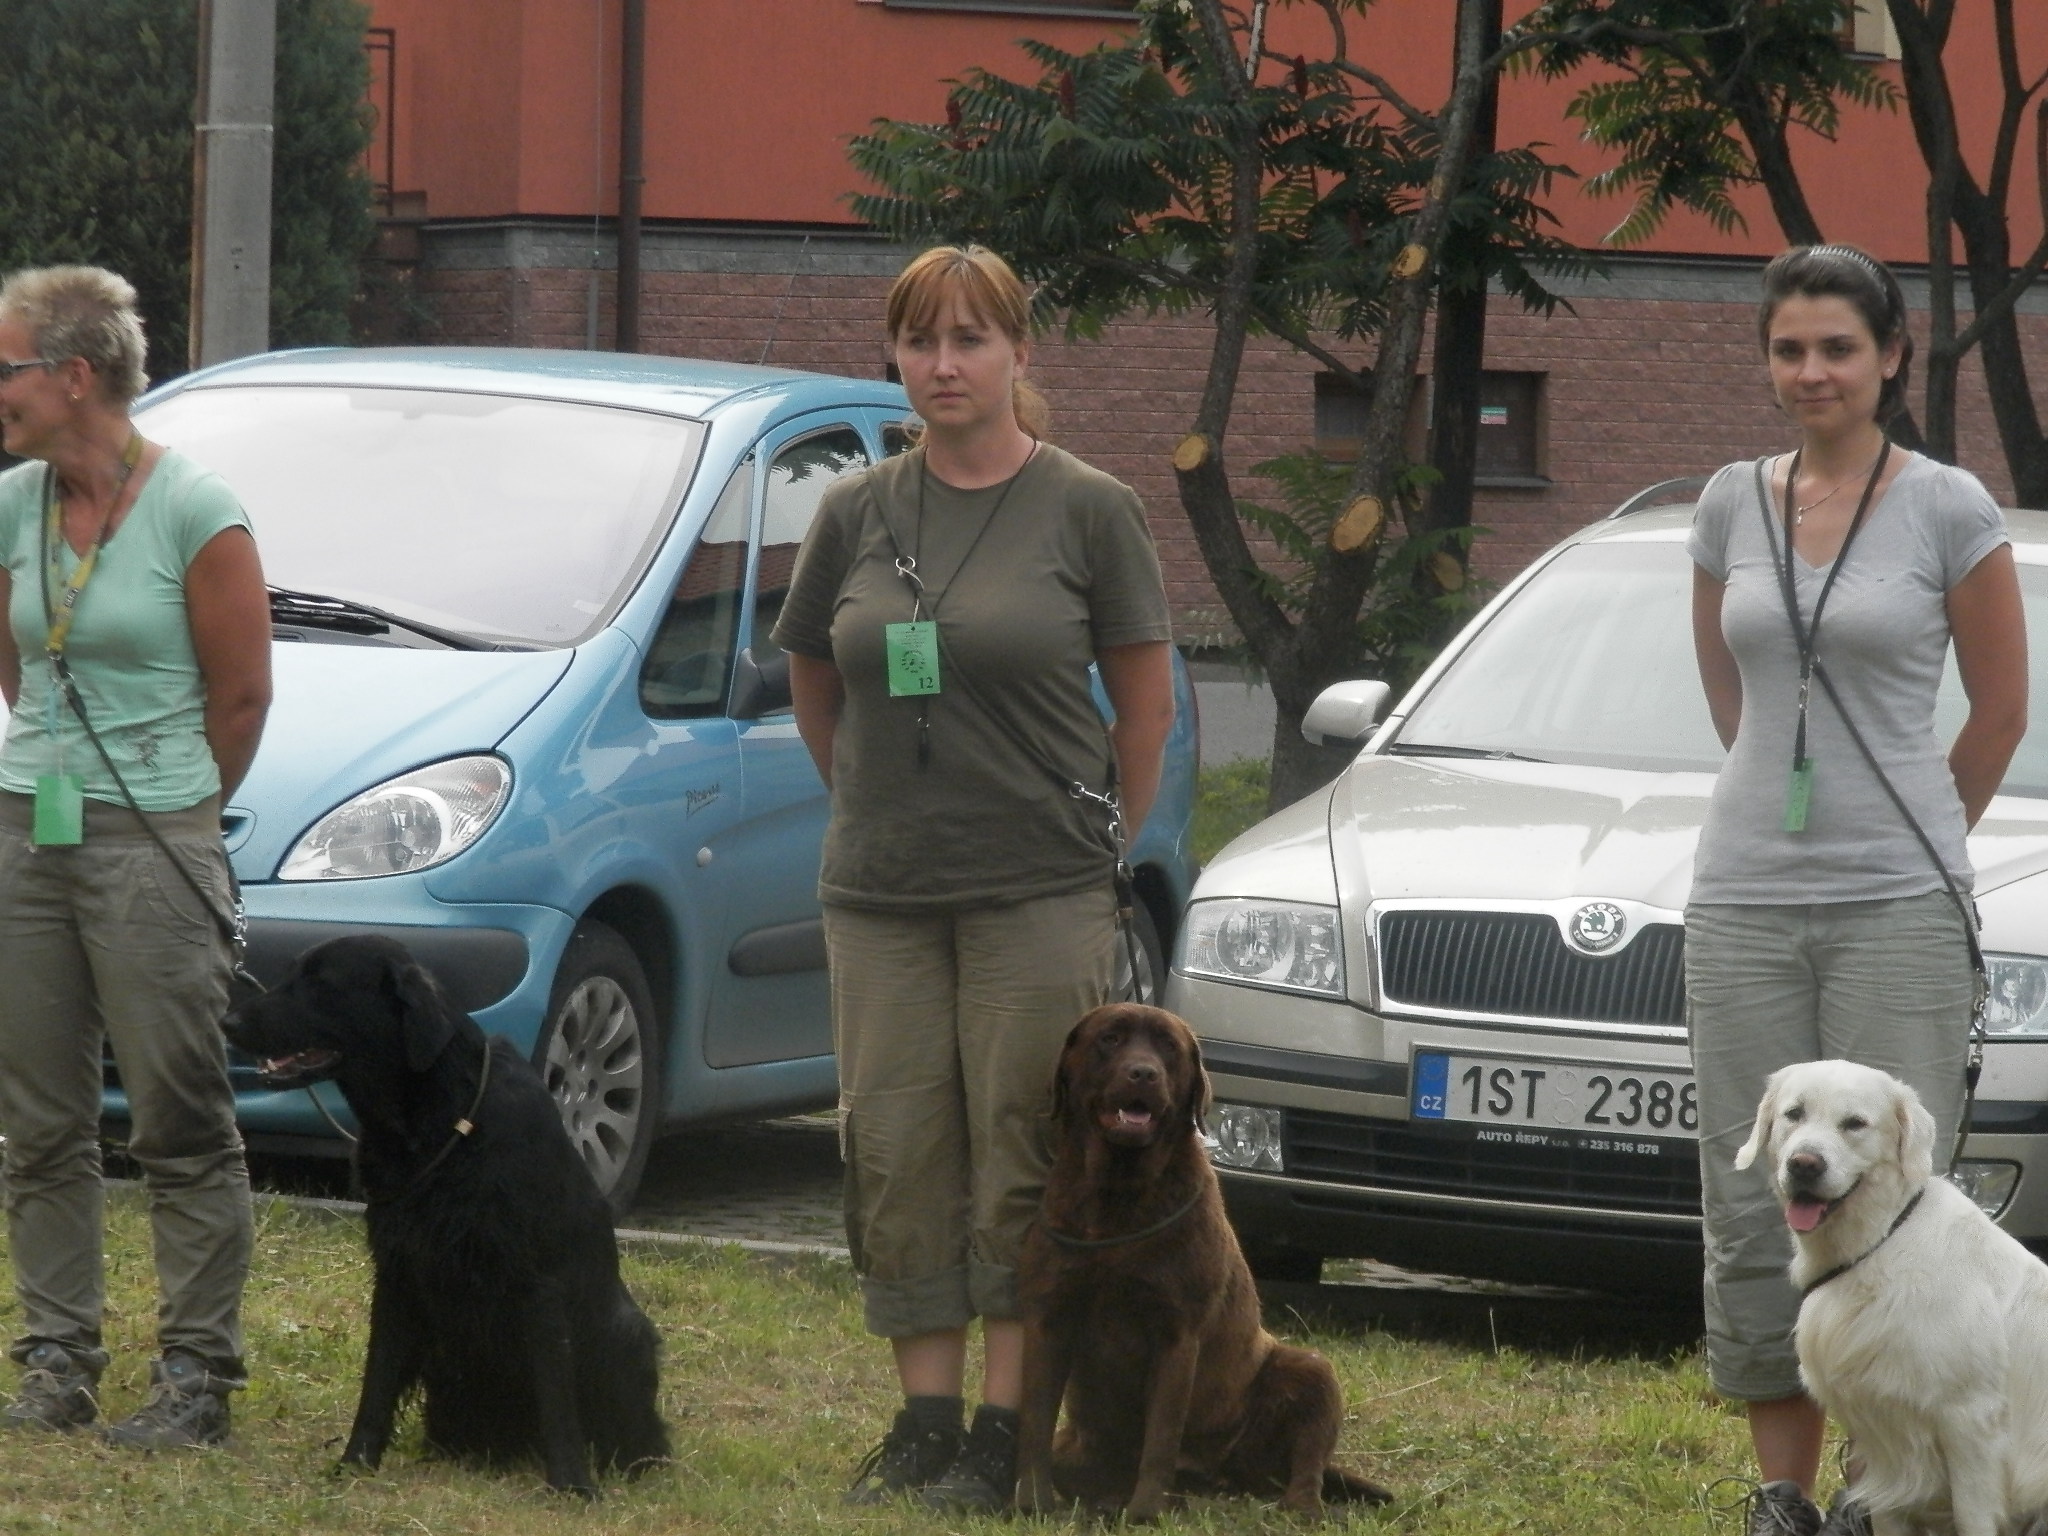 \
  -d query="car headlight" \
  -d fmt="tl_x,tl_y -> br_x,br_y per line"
1209,1104 -> 1285,1171
1984,953 -> 2048,1035
279,756 -> 512,881
1177,899 -> 1345,997
1948,1159 -> 2020,1219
